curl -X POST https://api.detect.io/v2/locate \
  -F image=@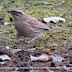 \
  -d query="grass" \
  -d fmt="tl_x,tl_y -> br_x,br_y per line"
0,0 -> 72,72
0,0 -> 72,53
